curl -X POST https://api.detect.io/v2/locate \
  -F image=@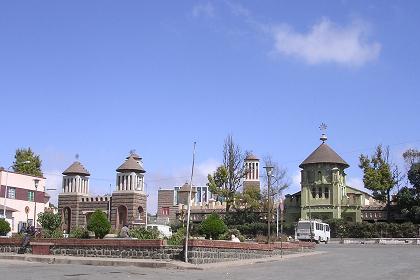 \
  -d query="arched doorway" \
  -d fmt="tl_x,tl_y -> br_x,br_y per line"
117,205 -> 128,229
63,207 -> 71,234
137,206 -> 144,222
